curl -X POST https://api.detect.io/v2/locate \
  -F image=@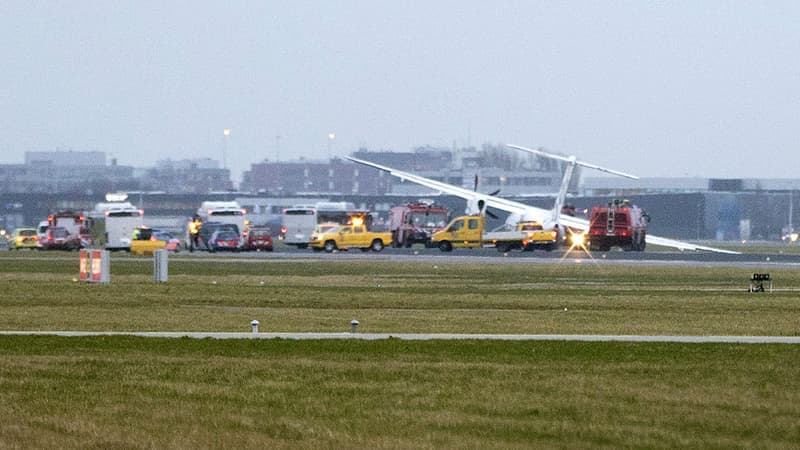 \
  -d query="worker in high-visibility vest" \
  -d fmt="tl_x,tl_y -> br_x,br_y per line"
188,216 -> 202,252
